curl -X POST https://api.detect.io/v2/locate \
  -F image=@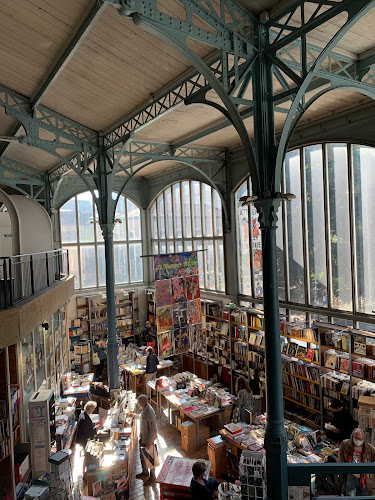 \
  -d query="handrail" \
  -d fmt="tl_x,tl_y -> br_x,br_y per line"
288,462 -> 375,486
0,248 -> 66,260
